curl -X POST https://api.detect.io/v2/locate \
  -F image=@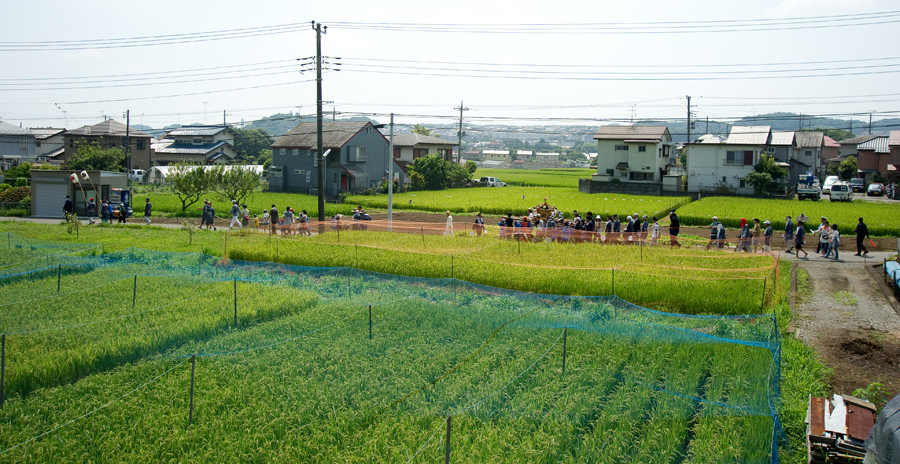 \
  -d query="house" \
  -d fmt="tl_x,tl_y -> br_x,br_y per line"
592,125 -> 672,182
31,128 -> 66,163
534,152 -> 561,167
269,121 -> 389,195
63,119 -> 152,170
821,136 -> 841,176
30,169 -> 127,217
0,121 -> 35,170
837,135 -> 876,159
888,131 -> 900,184
482,150 -> 509,162
685,126 -> 771,195
856,136 -> 891,183
766,131 -> 797,183
794,132 -> 824,180
390,132 -> 455,184
152,125 -> 241,165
